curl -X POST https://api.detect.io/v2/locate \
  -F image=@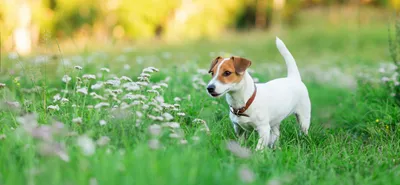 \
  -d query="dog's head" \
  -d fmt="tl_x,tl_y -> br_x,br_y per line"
206,56 -> 252,97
